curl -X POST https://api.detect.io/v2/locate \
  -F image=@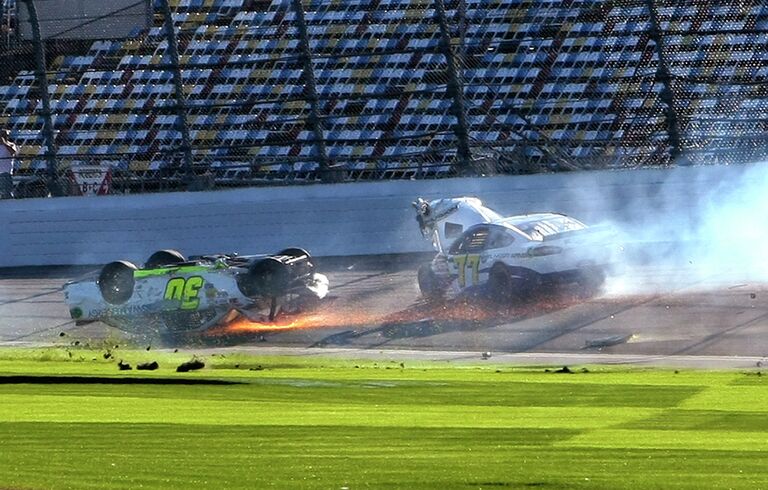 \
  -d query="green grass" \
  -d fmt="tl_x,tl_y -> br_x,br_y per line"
0,347 -> 766,489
